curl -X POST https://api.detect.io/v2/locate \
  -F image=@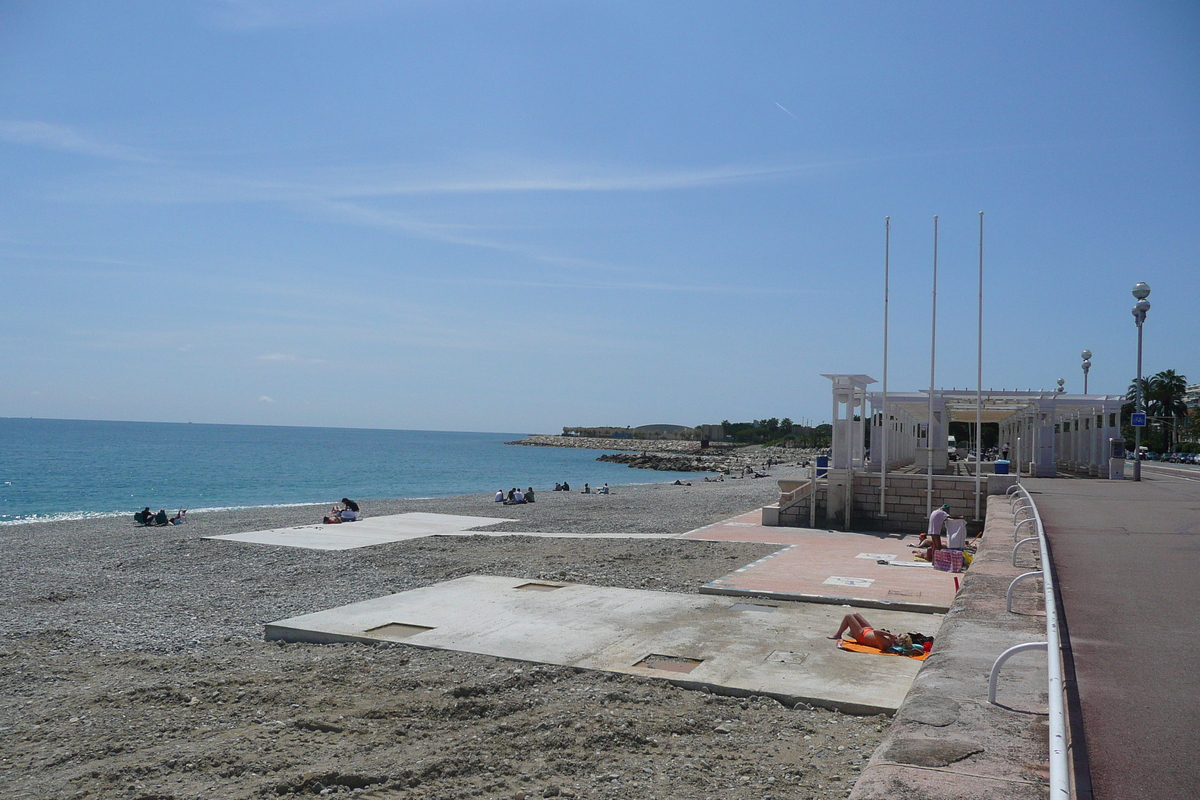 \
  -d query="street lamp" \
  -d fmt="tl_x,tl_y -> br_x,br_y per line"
1132,282 -> 1151,482
1057,377 -> 1065,393
1081,350 -> 1092,394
